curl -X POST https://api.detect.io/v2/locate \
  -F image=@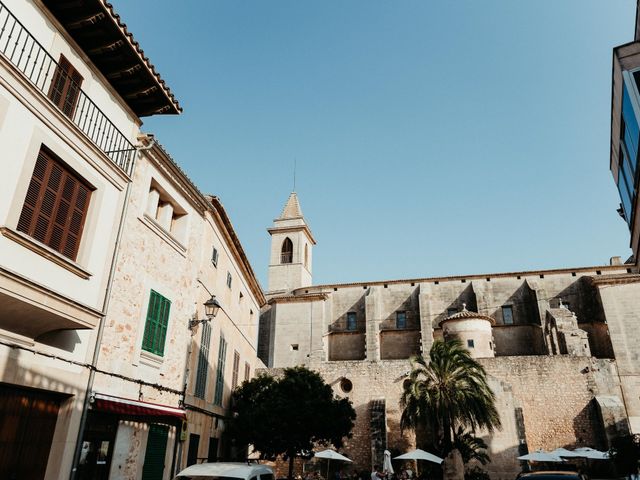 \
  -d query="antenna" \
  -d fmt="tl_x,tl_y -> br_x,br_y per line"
293,157 -> 297,192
